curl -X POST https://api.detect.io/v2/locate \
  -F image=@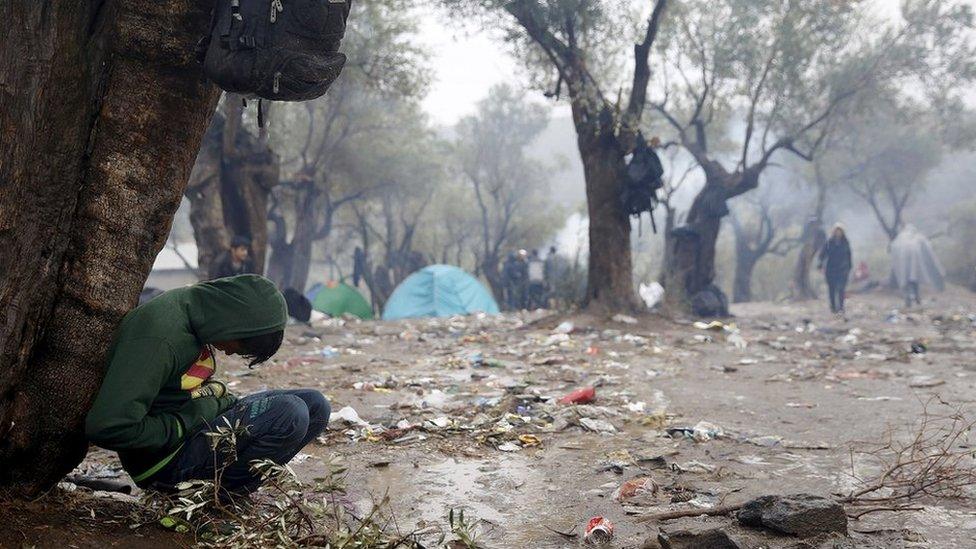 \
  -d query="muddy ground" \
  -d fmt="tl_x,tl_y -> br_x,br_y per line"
9,287 -> 976,548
